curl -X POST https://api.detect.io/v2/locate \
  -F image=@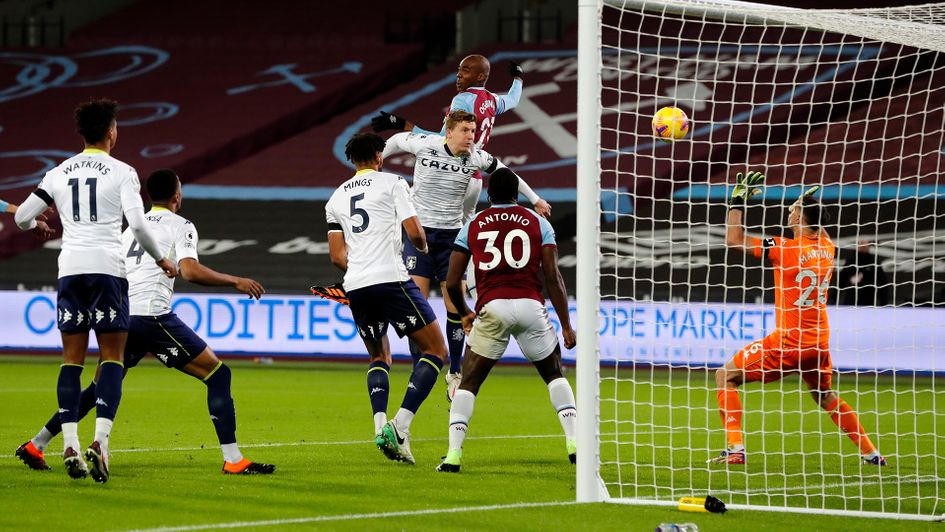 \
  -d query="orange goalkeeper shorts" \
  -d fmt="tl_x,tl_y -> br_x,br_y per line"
732,333 -> 833,391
